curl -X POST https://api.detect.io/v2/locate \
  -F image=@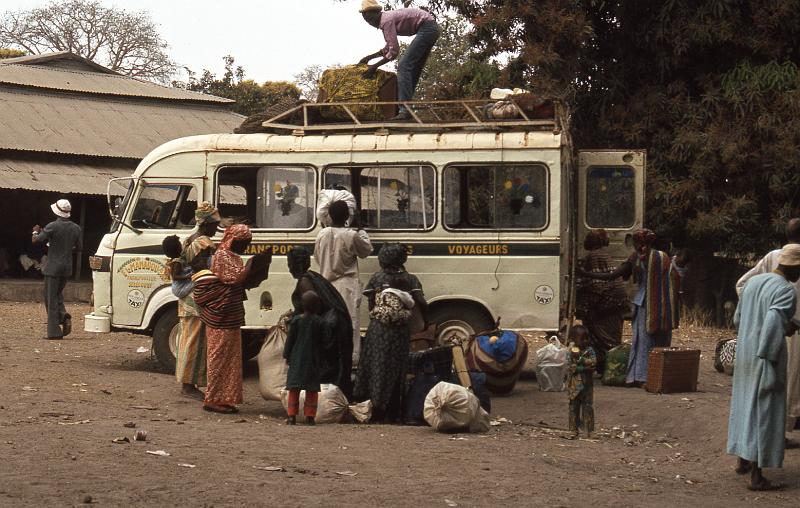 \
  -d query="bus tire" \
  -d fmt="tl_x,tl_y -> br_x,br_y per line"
152,308 -> 179,374
429,303 -> 495,347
